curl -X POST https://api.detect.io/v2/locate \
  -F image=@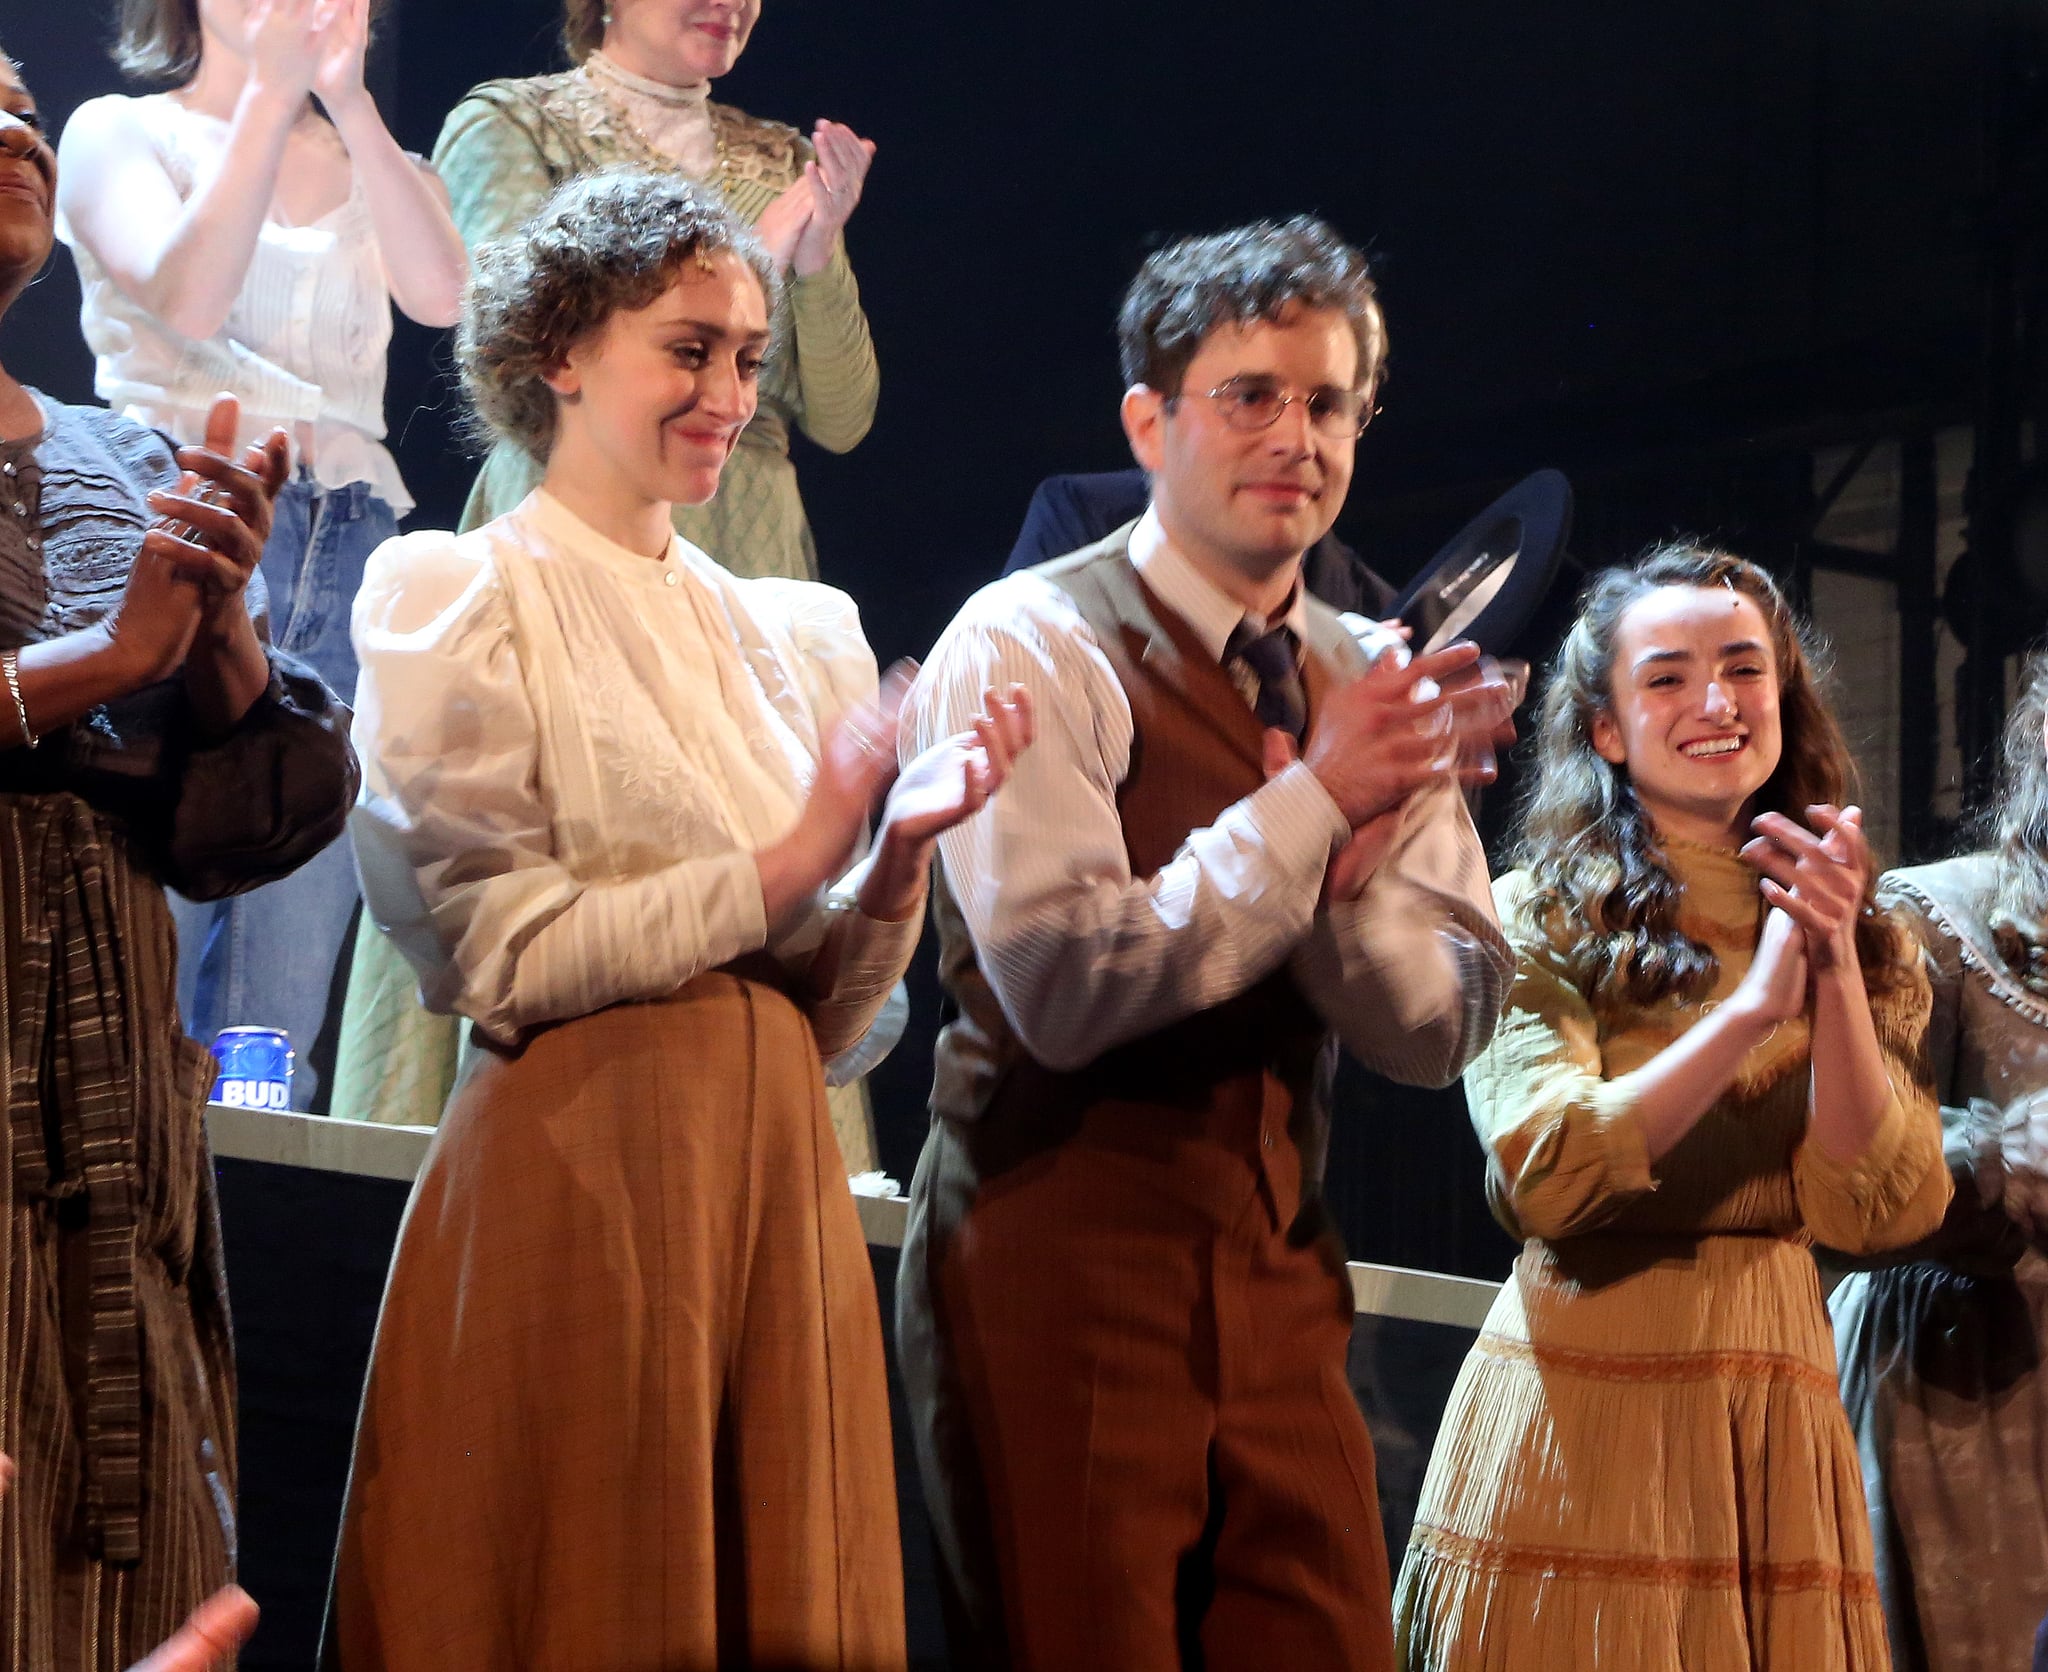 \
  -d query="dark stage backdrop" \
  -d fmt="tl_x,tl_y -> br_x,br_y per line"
2,0 -> 1992,1277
